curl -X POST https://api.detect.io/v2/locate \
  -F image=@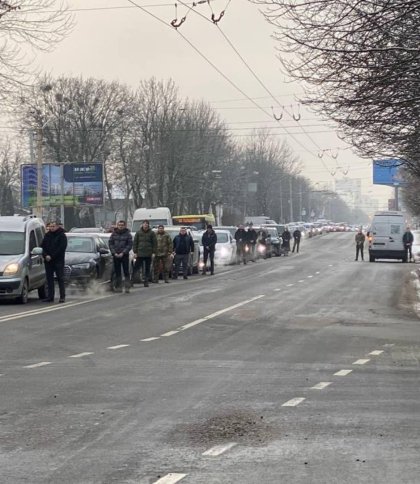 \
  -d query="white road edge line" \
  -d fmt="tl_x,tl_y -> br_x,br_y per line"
69,352 -> 94,358
161,331 -> 179,337
311,382 -> 332,390
369,350 -> 384,356
353,359 -> 370,365
24,361 -> 51,369
282,397 -> 305,407
153,474 -> 187,484
107,344 -> 130,350
202,442 -> 237,457
334,369 -> 352,376
141,337 -> 160,342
